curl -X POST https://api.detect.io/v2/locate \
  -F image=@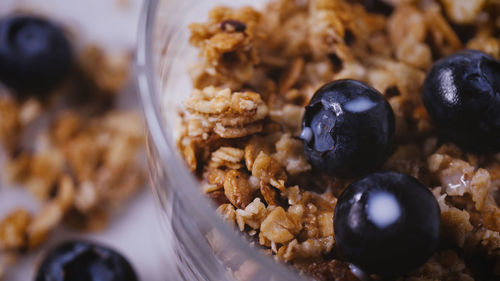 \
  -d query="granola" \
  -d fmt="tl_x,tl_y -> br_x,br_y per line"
0,44 -> 145,277
177,0 -> 500,279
